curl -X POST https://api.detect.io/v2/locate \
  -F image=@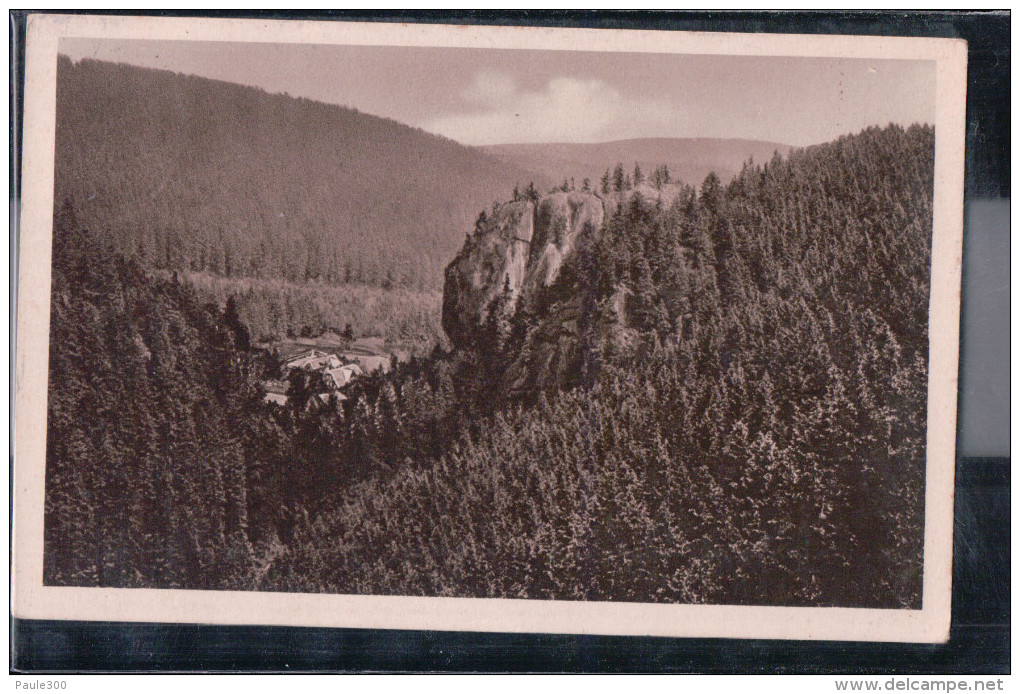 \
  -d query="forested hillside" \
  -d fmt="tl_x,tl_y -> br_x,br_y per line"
44,191 -> 493,588
53,56 -> 547,292
44,202 -> 262,588
268,124 -> 934,607
177,272 -> 442,347
45,124 -> 934,609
